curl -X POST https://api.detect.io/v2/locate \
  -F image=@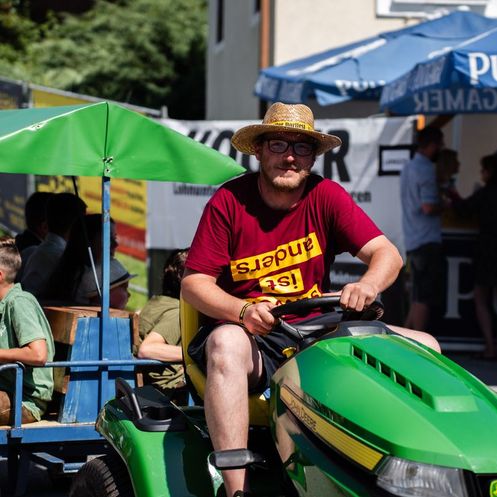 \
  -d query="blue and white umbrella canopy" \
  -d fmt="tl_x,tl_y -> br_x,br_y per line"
380,25 -> 497,115
255,11 -> 497,106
